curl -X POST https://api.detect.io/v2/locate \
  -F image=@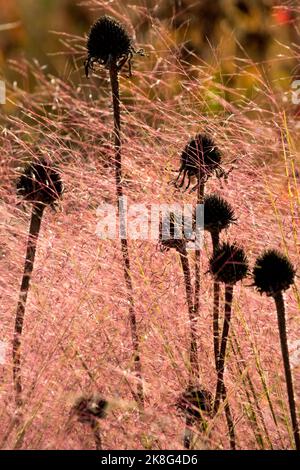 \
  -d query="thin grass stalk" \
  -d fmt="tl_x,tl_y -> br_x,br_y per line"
109,62 -> 144,410
12,203 -> 44,422
231,334 -> 273,448
274,291 -> 300,450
